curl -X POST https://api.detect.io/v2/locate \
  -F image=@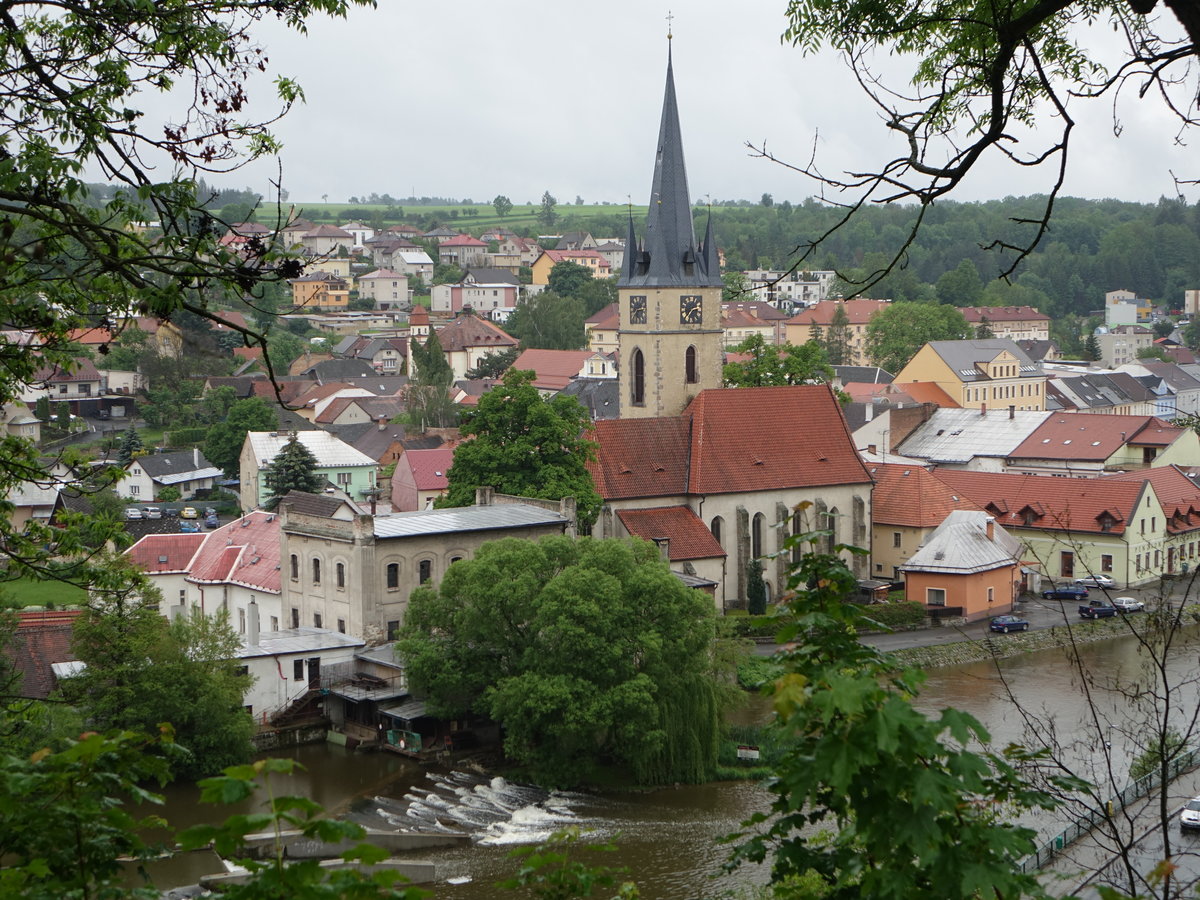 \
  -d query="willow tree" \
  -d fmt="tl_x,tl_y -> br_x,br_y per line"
398,536 -> 729,787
